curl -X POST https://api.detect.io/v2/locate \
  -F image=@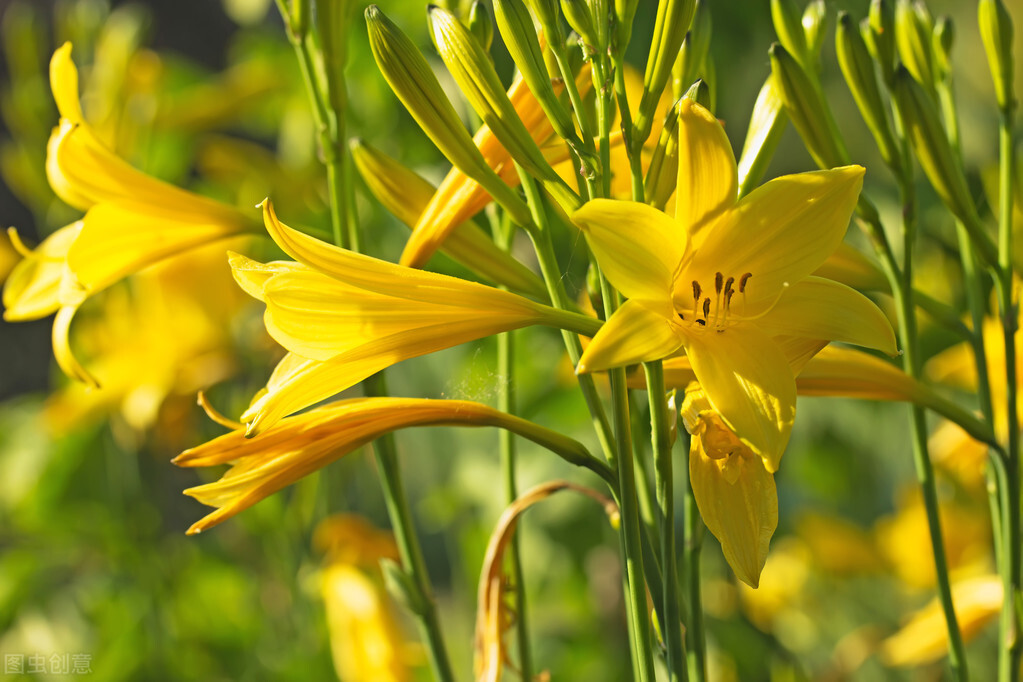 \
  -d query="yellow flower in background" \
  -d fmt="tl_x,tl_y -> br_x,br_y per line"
315,515 -> 413,682
574,100 -> 895,473
880,575 -> 1002,667
235,200 -> 598,435
2,43 -> 258,386
42,243 -> 243,434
